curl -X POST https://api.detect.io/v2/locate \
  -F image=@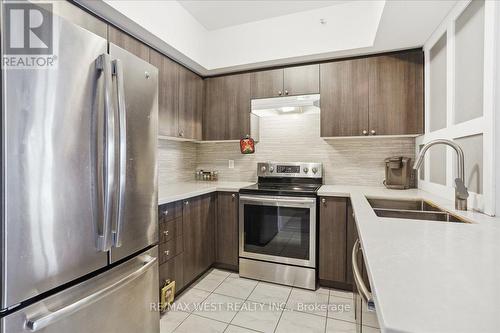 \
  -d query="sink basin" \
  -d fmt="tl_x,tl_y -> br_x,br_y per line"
367,198 -> 470,223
